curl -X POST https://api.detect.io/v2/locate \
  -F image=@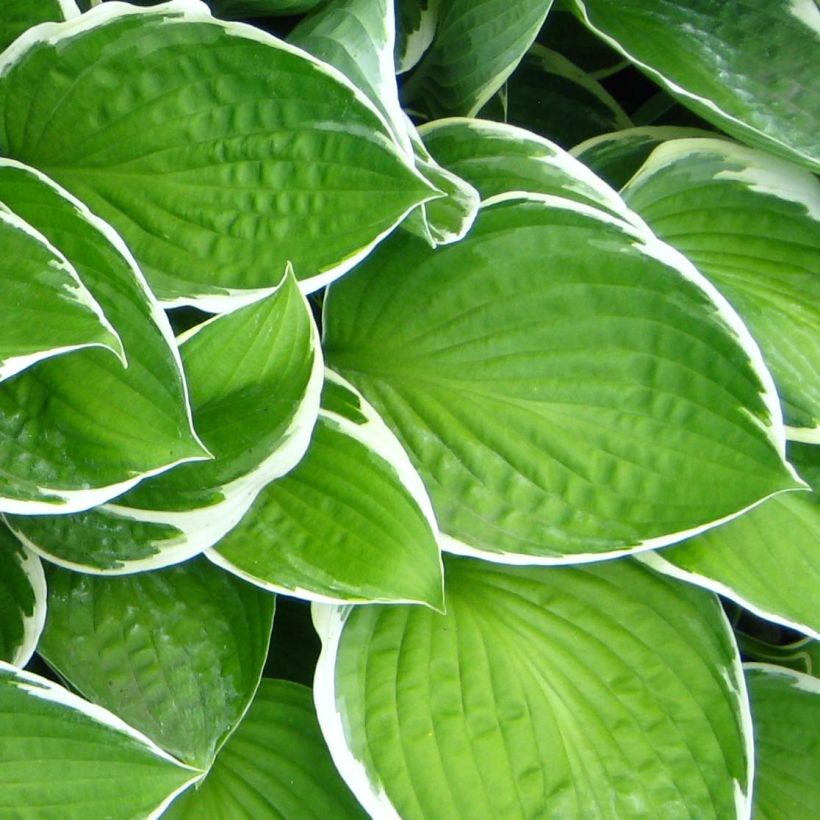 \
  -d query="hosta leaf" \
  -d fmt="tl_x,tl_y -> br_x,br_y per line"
622,139 -> 820,436
0,0 -> 78,53
481,44 -> 632,149
737,634 -> 820,679
290,0 -> 477,246
569,0 -> 820,172
165,679 -> 366,818
745,664 -> 820,820
314,557 -> 752,819
0,200 -> 123,384
38,558 -> 274,770
8,269 -> 322,571
0,0 -> 435,308
210,370 -> 444,609
571,126 -> 719,190
642,442 -> 819,640
403,0 -> 553,119
395,0 -> 438,74
0,161 -> 206,515
0,662 -> 200,817
0,524 -> 45,667
420,117 -> 637,225
324,195 -> 800,563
